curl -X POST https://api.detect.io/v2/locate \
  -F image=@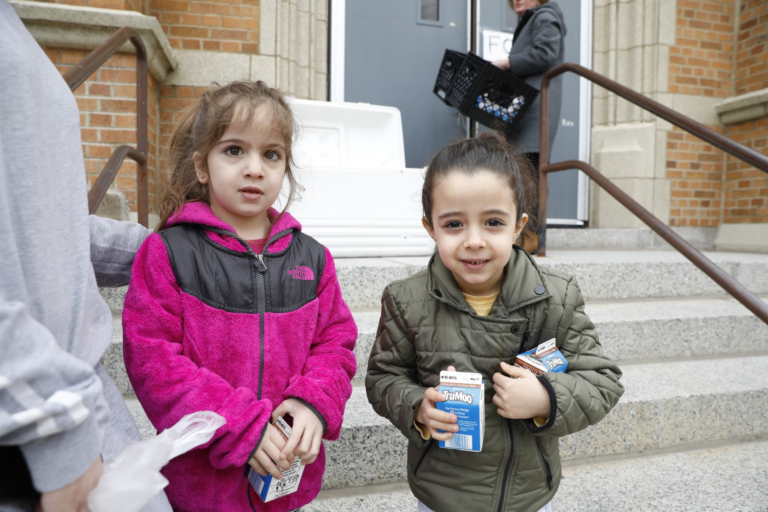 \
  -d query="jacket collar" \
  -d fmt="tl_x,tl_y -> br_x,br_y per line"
427,246 -> 551,318
166,202 -> 301,254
